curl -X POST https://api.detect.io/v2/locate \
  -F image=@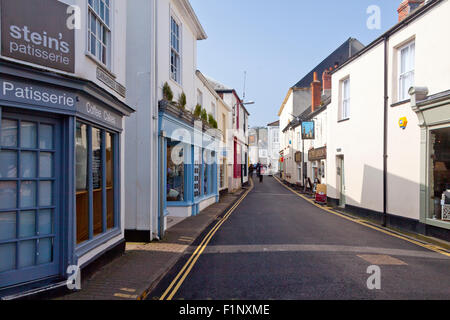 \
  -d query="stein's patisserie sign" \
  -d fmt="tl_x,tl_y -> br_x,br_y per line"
1,0 -> 75,73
